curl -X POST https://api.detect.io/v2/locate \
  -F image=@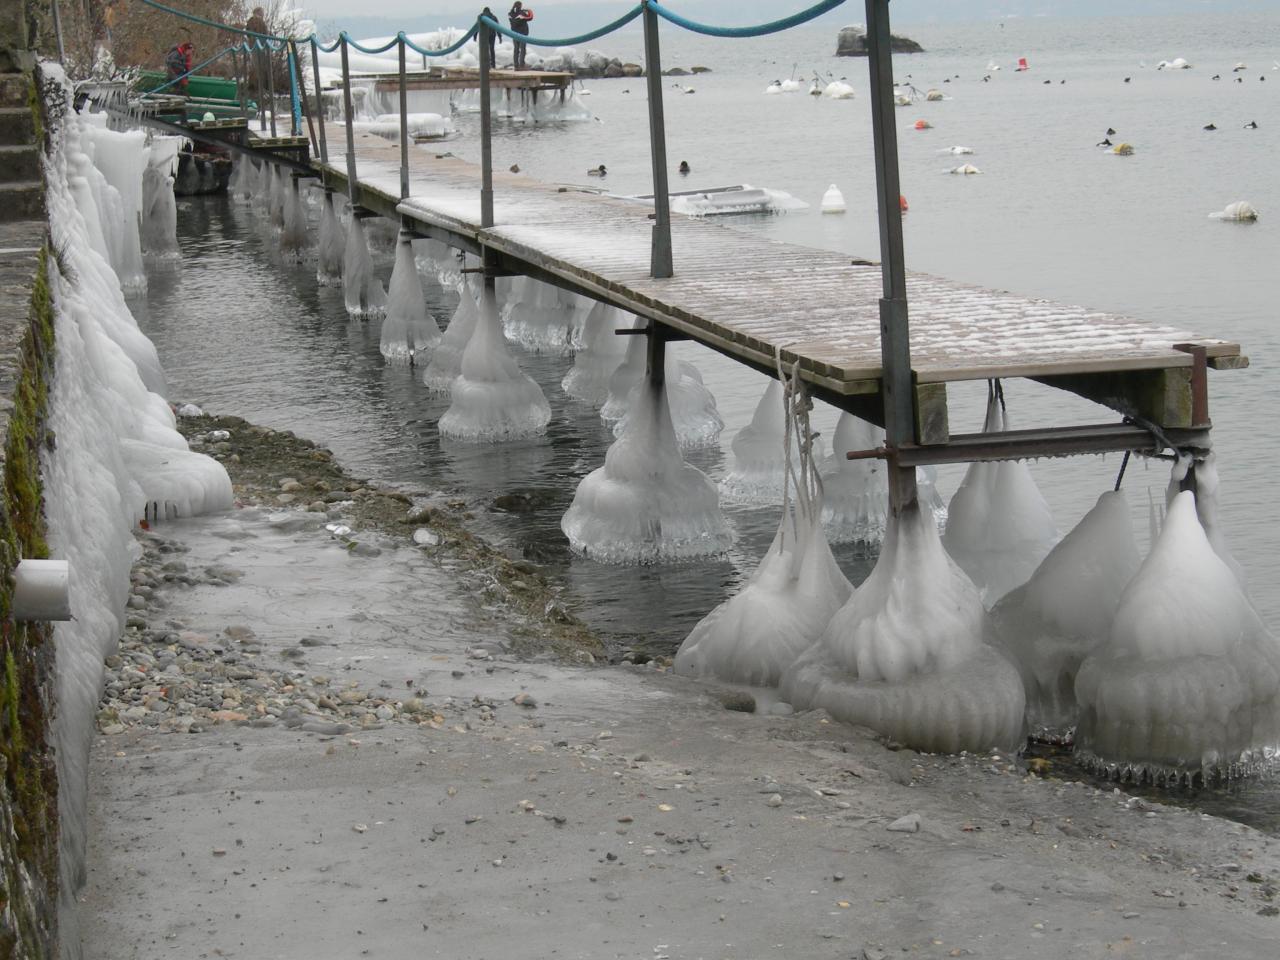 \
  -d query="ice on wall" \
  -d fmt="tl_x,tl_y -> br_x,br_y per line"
342,215 -> 388,318
561,301 -> 636,404
1075,491 -> 1280,781
605,341 -> 724,449
677,372 -> 850,685
422,276 -> 480,393
42,75 -> 233,940
317,190 -> 345,286
380,231 -> 442,365
562,380 -> 731,564
503,275 -> 576,352
438,286 -> 551,441
781,502 -> 1026,754
720,380 -> 826,504
81,124 -> 147,291
992,490 -> 1141,737
941,393 -> 1058,605
139,137 -> 180,259
820,412 -> 946,547
279,175 -> 309,260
